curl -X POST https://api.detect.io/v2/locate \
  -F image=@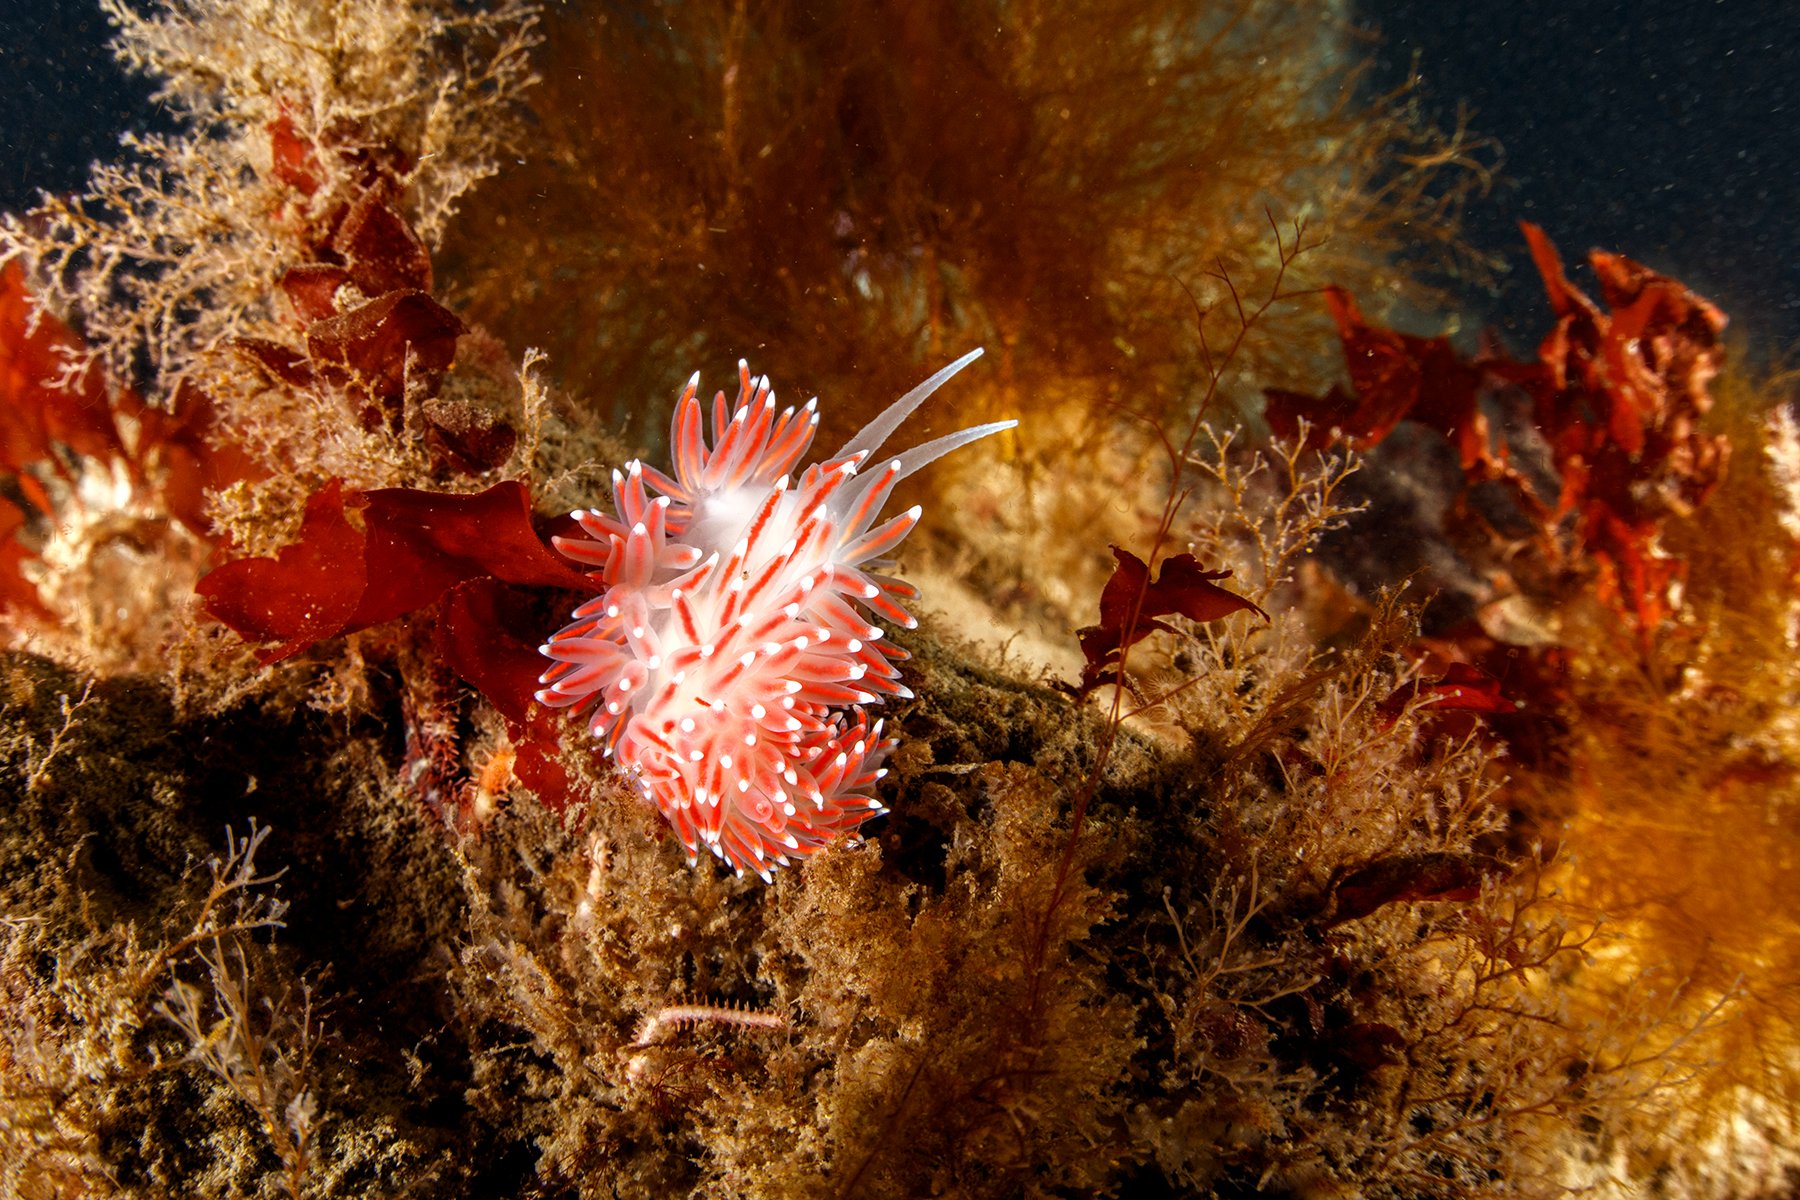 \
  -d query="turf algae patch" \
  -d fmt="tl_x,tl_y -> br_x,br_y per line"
0,650 -> 487,1198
